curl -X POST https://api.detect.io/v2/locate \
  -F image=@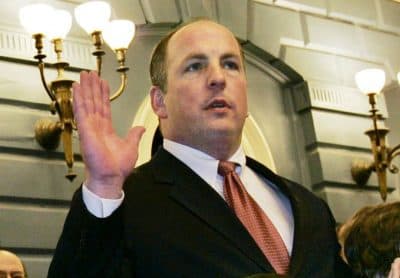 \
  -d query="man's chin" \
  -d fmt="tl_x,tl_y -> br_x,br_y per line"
204,126 -> 242,139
